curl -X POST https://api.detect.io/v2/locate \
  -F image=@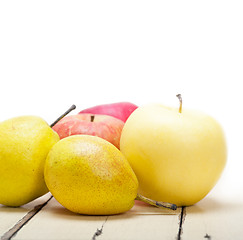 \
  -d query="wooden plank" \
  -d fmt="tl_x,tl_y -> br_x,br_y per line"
12,198 -> 108,240
0,193 -> 52,238
99,201 -> 181,240
13,198 -> 180,240
181,196 -> 243,240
